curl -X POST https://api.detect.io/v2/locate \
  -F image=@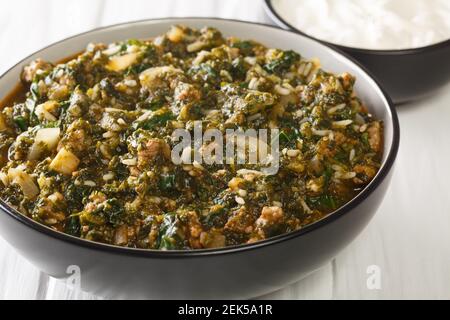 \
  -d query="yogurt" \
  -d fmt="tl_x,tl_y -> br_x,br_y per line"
271,0 -> 450,50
